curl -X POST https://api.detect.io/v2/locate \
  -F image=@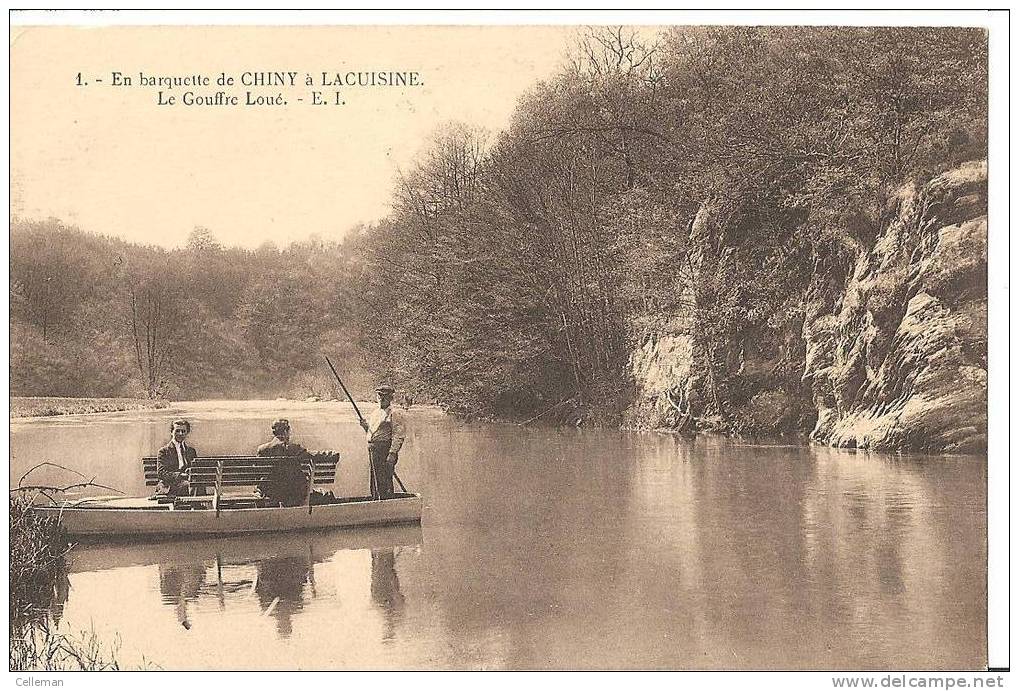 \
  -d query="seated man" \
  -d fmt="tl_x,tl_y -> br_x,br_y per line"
156,419 -> 198,497
255,419 -> 311,507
